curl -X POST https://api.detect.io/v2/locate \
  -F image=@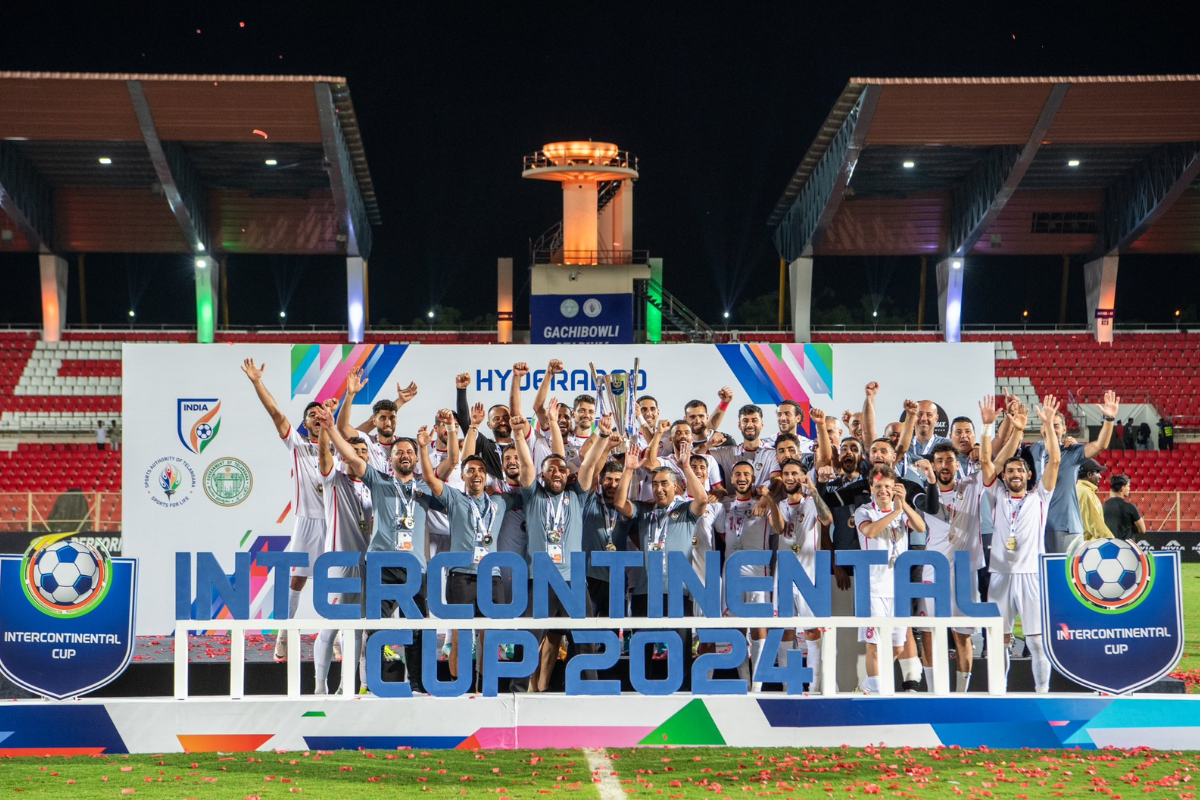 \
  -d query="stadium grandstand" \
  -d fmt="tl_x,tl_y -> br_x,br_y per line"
0,74 -> 1197,539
